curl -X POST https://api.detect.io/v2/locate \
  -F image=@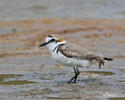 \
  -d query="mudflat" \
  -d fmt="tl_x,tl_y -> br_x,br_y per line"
0,19 -> 125,100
